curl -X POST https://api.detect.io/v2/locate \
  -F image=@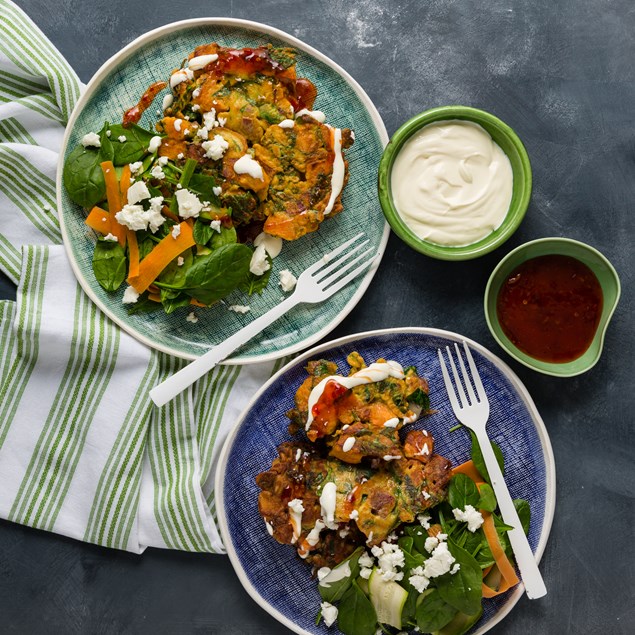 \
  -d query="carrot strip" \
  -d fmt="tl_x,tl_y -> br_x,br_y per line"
189,297 -> 208,307
85,206 -> 111,235
148,293 -> 162,302
127,229 -> 140,280
452,459 -> 484,483
119,164 -> 132,201
128,222 -> 195,293
162,207 -> 180,223
481,512 -> 520,597
100,161 -> 126,247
